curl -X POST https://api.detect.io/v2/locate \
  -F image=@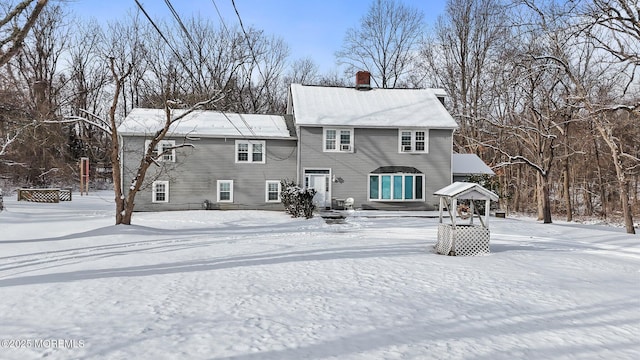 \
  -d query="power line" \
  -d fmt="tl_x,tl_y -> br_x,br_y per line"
164,0 -> 196,46
230,0 -> 268,87
210,0 -> 231,37
142,0 -> 291,160
133,0 -> 199,86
